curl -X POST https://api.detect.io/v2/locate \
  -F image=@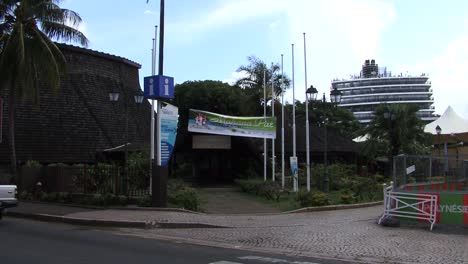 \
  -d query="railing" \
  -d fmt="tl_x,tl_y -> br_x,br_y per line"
379,182 -> 438,230
41,164 -> 149,197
